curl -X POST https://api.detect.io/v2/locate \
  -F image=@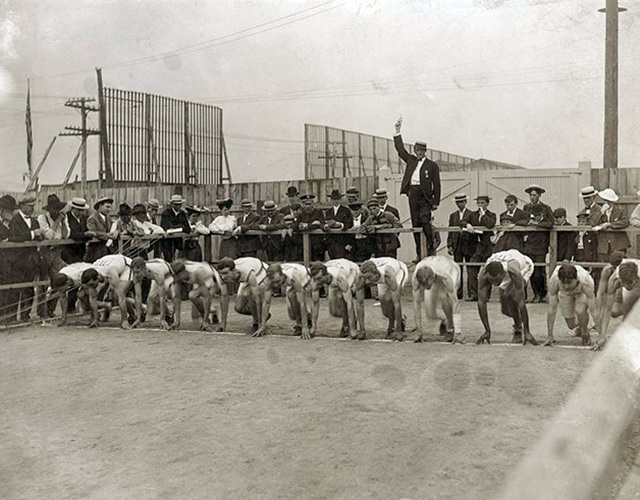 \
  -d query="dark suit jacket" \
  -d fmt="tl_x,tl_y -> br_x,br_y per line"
523,202 -> 554,256
492,208 -> 529,253
597,205 -> 631,254
363,211 -> 402,256
85,212 -> 114,262
63,212 -> 89,263
394,135 -> 441,206
324,205 -> 354,230
381,204 -> 401,222
324,205 -> 354,258
237,212 -> 262,255
160,208 -> 191,259
258,212 -> 286,254
467,209 -> 497,259
576,202 -> 602,258
8,212 -> 41,268
0,221 -> 9,242
447,208 -> 476,258
557,221 -> 577,262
